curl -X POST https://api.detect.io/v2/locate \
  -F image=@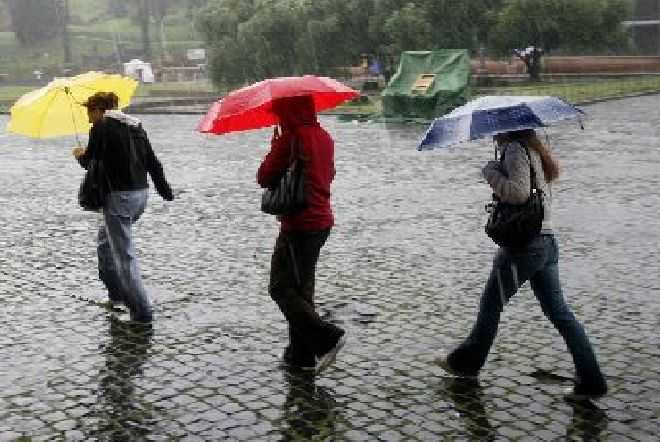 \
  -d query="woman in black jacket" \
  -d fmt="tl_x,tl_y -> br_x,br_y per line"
73,92 -> 173,322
